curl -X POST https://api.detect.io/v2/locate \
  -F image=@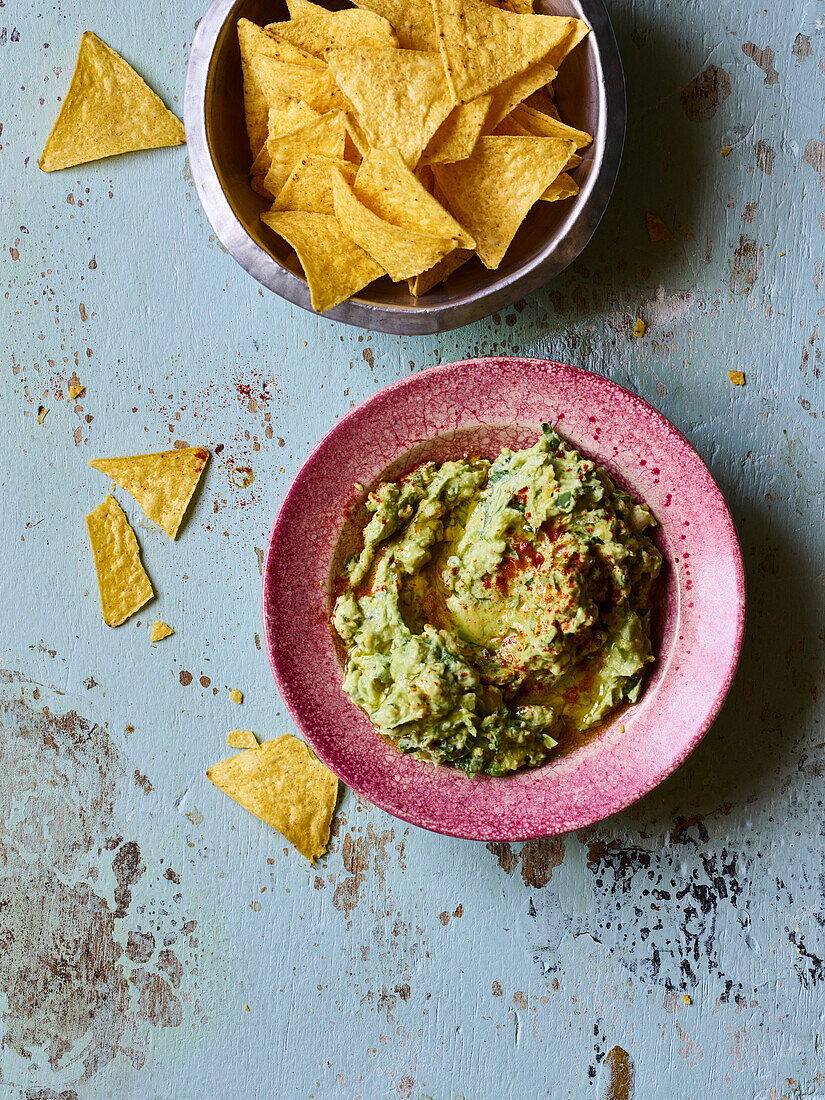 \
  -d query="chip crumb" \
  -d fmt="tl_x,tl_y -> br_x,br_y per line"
244,1005 -> 250,1012
683,994 -> 692,1005
227,729 -> 259,749
68,383 -> 85,399
37,405 -> 49,423
229,688 -> 244,704
728,370 -> 746,386
618,724 -> 625,733
633,318 -> 646,338
645,212 -> 672,242
720,146 -> 732,157
150,621 -> 174,643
